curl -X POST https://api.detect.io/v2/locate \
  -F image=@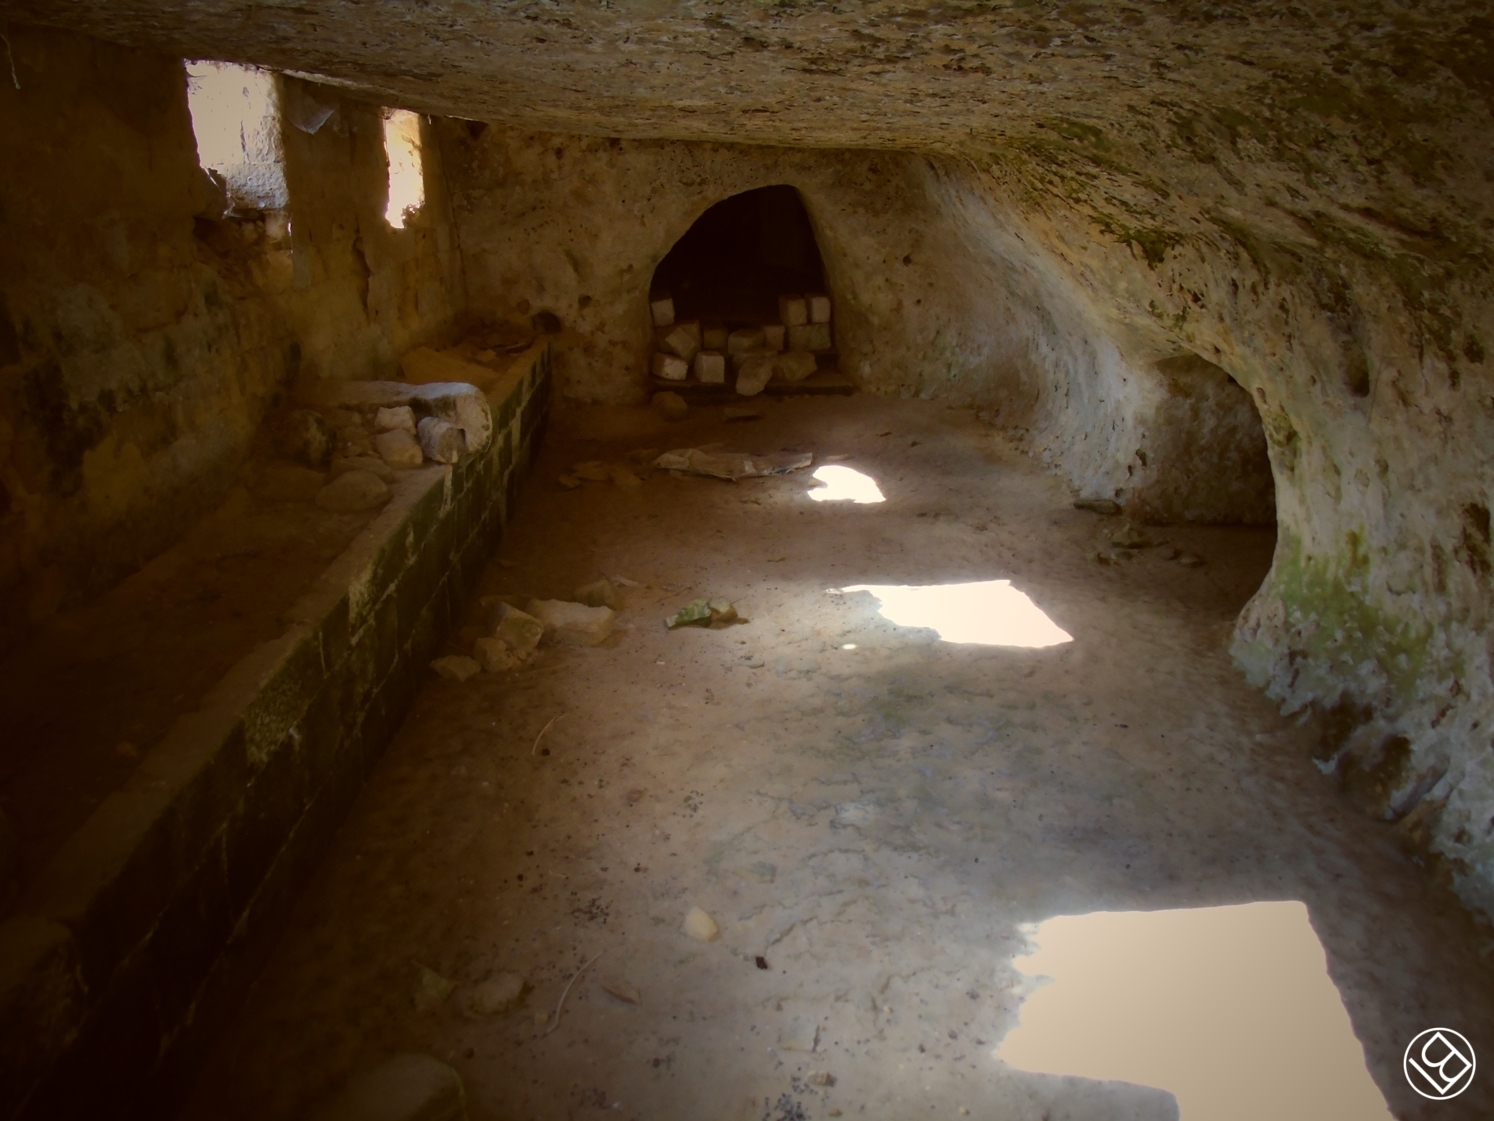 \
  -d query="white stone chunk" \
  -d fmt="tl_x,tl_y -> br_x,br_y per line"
652,352 -> 689,381
694,351 -> 726,384
375,405 -> 416,432
683,907 -> 719,942
778,294 -> 808,327
727,328 -> 766,354
762,324 -> 786,351
650,294 -> 675,326
309,1052 -> 467,1121
417,416 -> 465,464
525,599 -> 616,646
660,324 -> 700,361
735,355 -> 775,397
807,292 -> 832,323
375,428 -> 423,469
788,322 -> 833,352
775,351 -> 818,383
